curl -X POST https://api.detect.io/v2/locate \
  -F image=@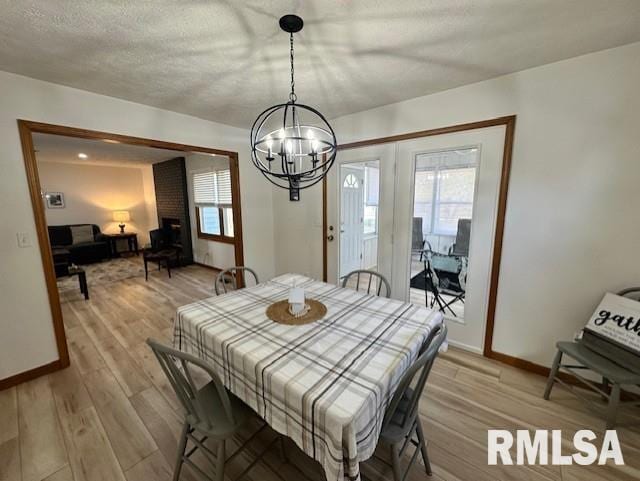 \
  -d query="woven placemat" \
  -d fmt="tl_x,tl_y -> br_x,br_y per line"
266,299 -> 327,325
